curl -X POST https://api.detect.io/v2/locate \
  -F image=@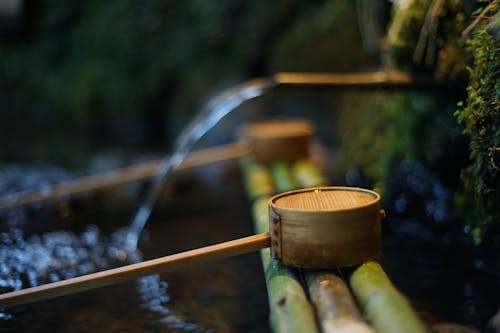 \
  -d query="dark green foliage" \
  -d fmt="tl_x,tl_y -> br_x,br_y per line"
0,0 -> 365,164
387,0 -> 431,67
455,1 -> 500,244
345,0 -> 498,246
337,91 -> 465,194
387,0 -> 474,80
